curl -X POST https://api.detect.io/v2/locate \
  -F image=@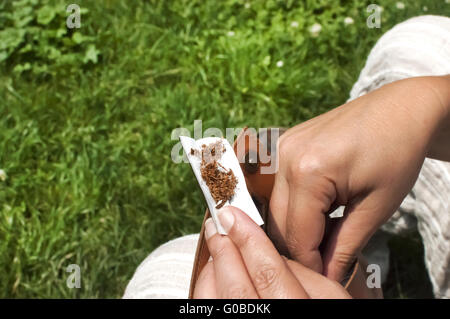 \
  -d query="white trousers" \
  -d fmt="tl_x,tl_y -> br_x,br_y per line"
123,15 -> 450,299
